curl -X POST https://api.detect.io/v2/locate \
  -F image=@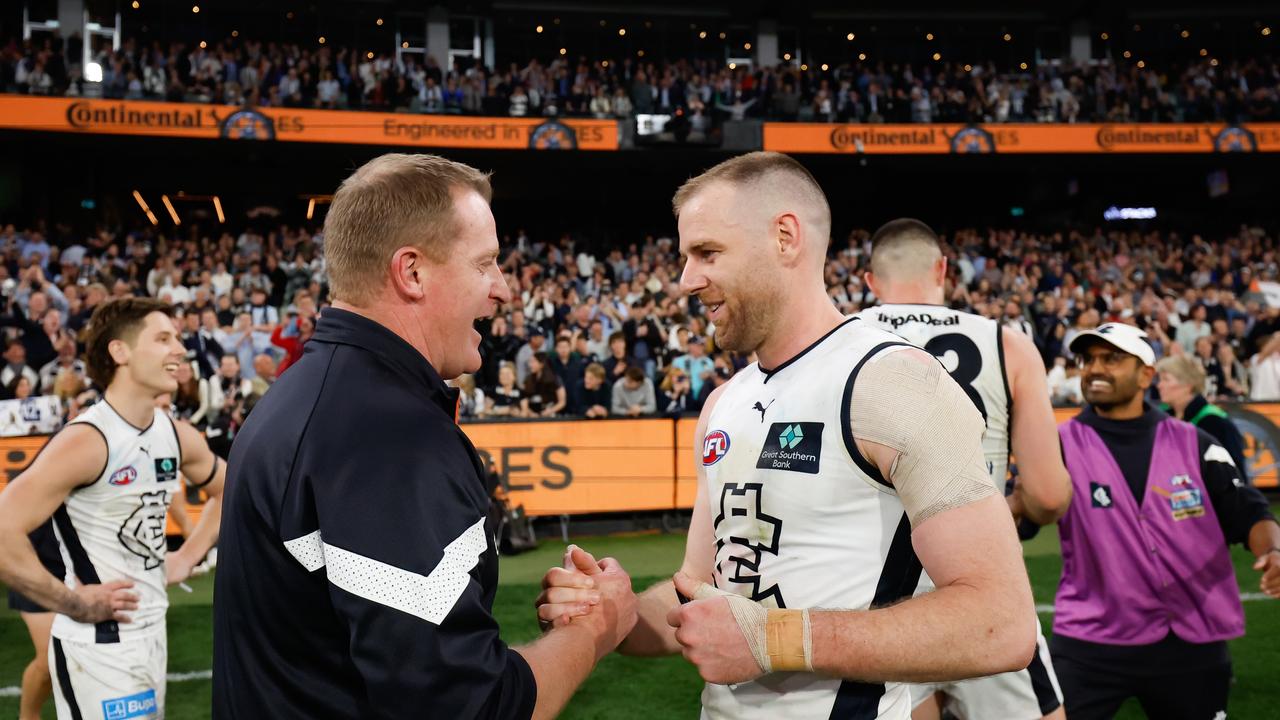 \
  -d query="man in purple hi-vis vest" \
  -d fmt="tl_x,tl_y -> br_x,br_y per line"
1053,322 -> 1280,720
